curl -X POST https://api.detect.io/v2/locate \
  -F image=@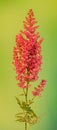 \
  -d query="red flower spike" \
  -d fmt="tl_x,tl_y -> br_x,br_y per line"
13,9 -> 46,89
